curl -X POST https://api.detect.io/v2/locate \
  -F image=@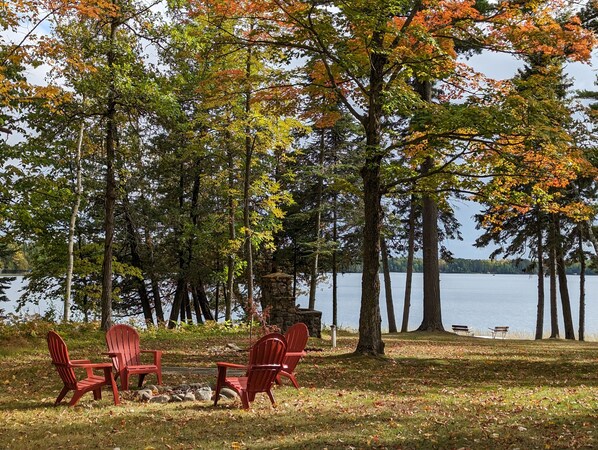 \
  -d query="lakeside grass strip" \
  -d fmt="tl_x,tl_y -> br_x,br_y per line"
1,325 -> 598,449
